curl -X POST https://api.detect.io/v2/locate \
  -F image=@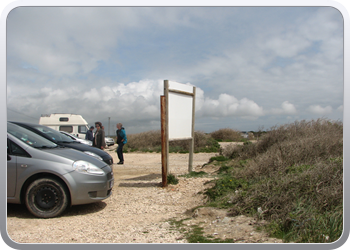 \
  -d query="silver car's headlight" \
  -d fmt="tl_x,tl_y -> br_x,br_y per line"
72,160 -> 104,175
83,151 -> 103,161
